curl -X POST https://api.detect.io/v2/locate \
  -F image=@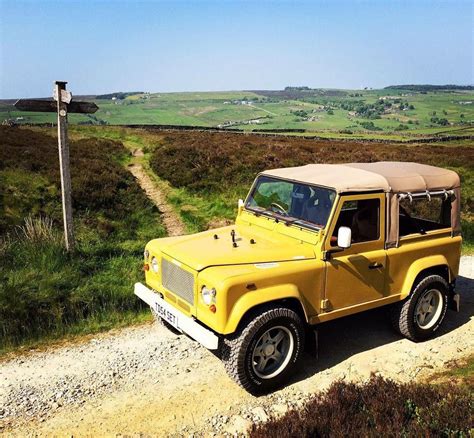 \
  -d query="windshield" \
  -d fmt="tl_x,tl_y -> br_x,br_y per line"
245,176 -> 336,229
